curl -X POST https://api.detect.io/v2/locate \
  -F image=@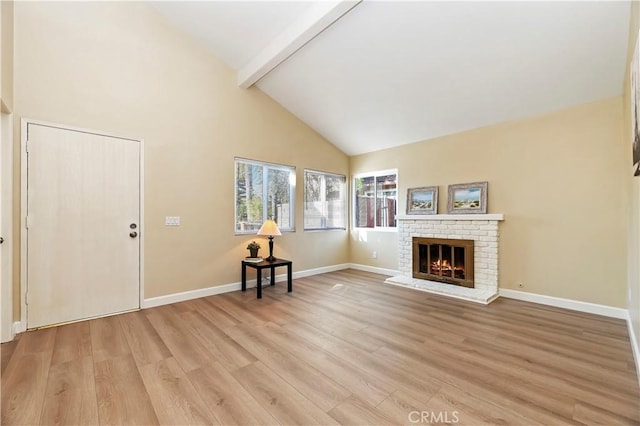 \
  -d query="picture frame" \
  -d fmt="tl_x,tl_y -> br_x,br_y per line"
631,29 -> 640,176
447,181 -> 487,214
407,186 -> 438,215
